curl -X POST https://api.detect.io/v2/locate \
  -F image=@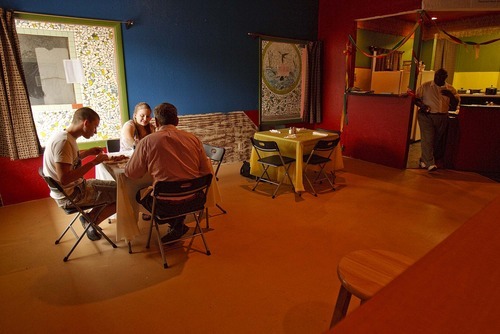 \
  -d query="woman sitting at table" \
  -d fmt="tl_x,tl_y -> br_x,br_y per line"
120,102 -> 155,151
